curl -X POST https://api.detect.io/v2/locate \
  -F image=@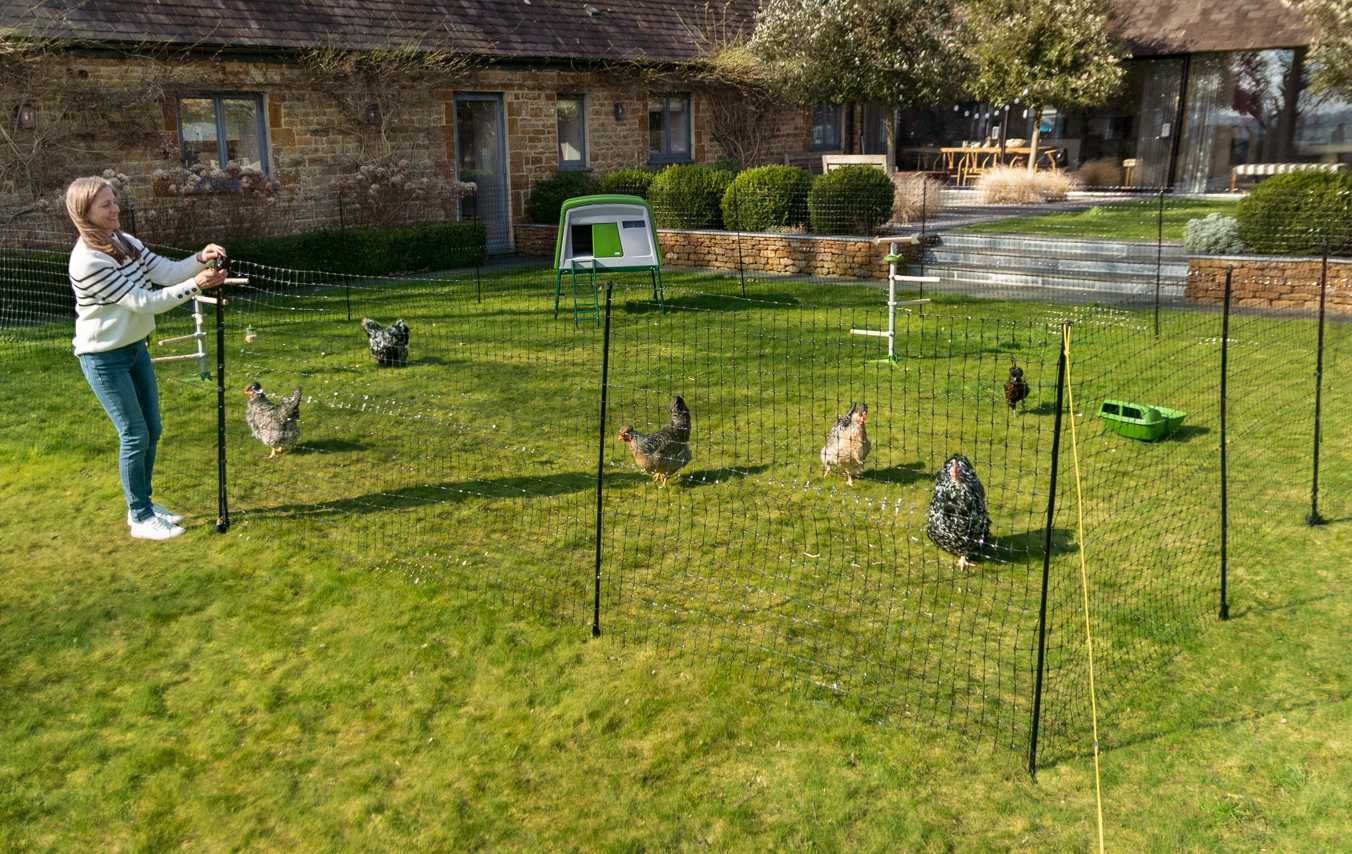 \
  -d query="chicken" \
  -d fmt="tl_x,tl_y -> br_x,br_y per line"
1004,358 -> 1030,412
361,317 -> 409,366
925,453 -> 992,570
820,402 -> 872,486
244,381 -> 302,459
618,395 -> 692,487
